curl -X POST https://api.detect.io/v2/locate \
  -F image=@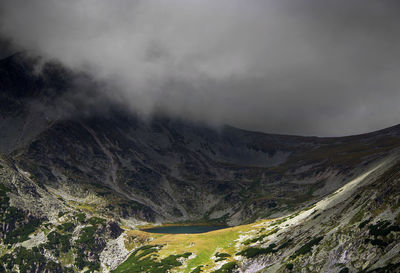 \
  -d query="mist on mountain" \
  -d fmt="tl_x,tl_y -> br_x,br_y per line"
1,0 -> 400,136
